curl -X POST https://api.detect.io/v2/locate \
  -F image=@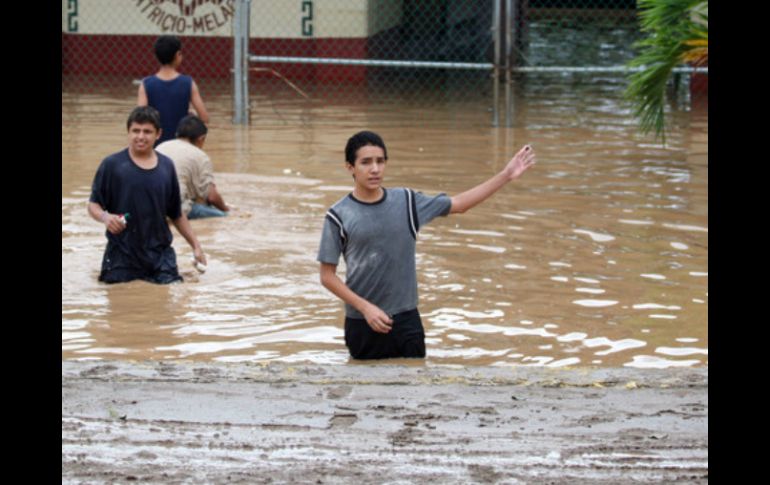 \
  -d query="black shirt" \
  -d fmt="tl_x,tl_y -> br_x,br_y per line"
90,148 -> 182,274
